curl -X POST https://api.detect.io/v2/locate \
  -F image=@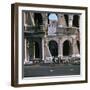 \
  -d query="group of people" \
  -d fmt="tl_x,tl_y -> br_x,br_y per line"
52,56 -> 61,64
51,56 -> 80,64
